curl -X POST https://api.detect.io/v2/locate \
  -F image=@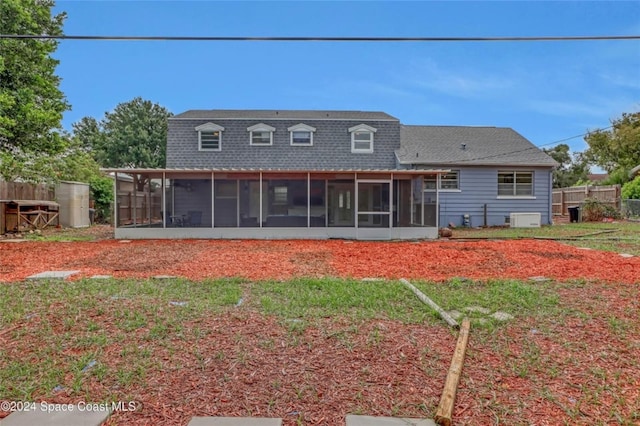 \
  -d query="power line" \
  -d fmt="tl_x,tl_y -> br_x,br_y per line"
1,34 -> 639,42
